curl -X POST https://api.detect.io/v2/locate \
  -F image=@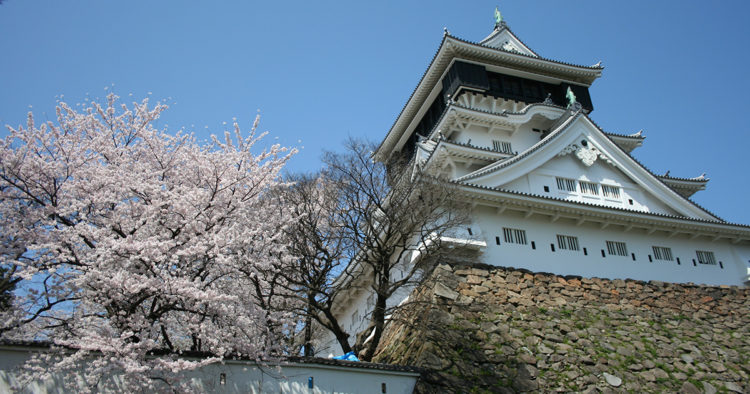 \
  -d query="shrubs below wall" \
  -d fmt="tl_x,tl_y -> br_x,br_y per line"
373,263 -> 749,393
